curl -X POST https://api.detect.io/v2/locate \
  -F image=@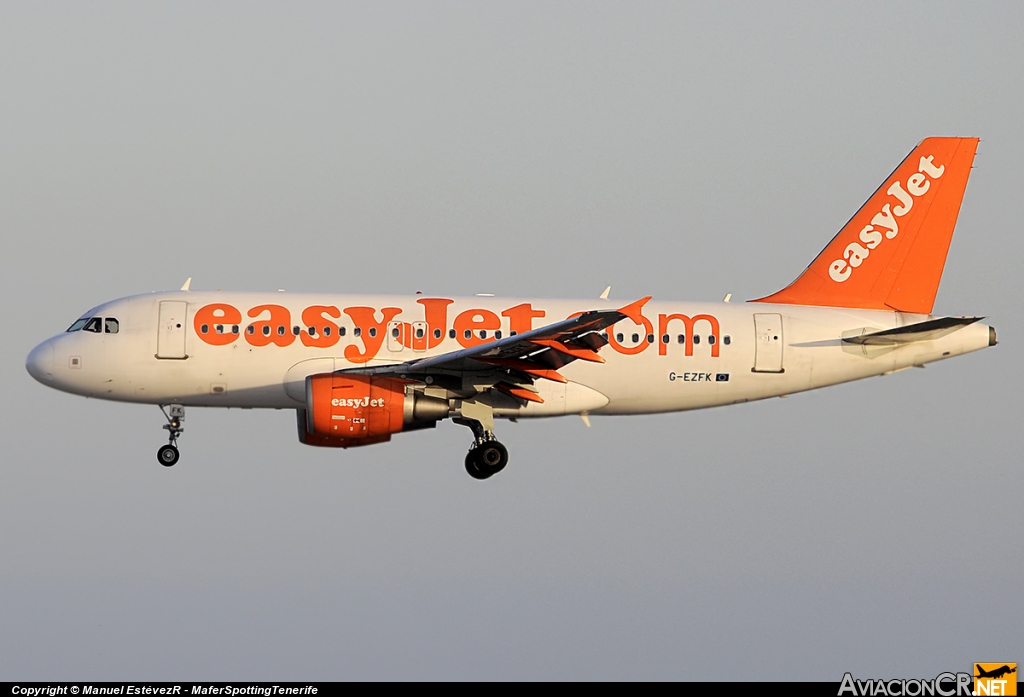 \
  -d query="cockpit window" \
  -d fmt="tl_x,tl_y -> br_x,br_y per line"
105,318 -> 119,334
83,318 -> 103,333
67,318 -> 90,332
